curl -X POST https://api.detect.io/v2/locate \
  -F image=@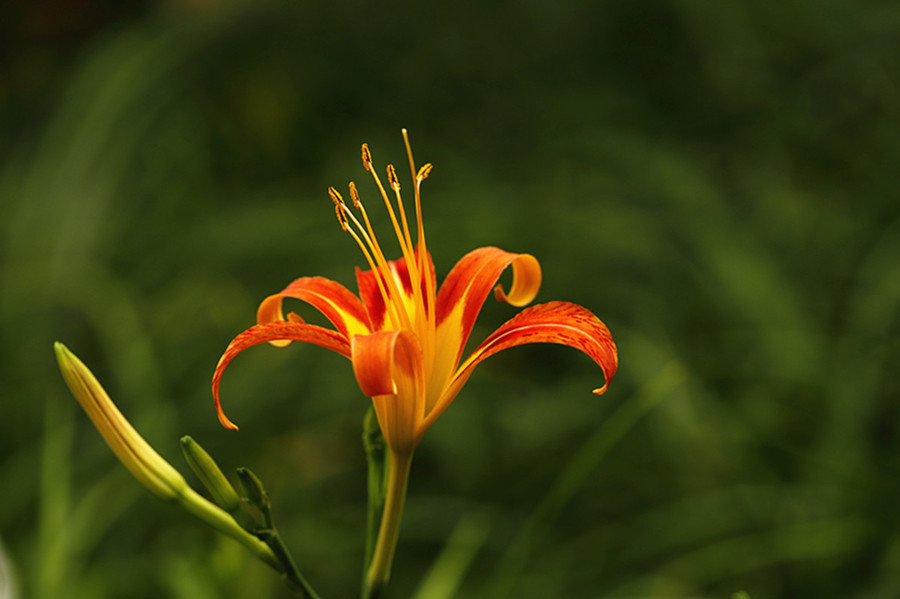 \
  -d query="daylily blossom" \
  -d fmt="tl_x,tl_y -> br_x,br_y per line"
212,133 -> 617,450
212,131 -> 617,594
